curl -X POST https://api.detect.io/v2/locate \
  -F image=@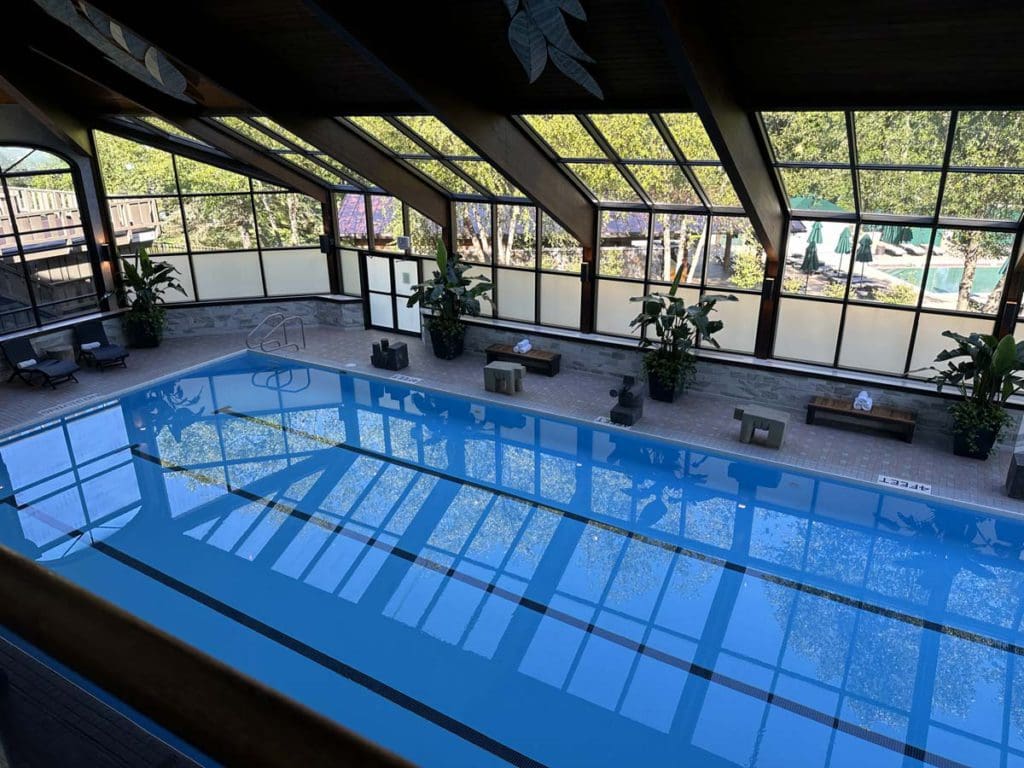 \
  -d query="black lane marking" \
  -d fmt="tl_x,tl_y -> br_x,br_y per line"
90,539 -> 547,768
215,408 -> 1024,660
131,446 -> 968,768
